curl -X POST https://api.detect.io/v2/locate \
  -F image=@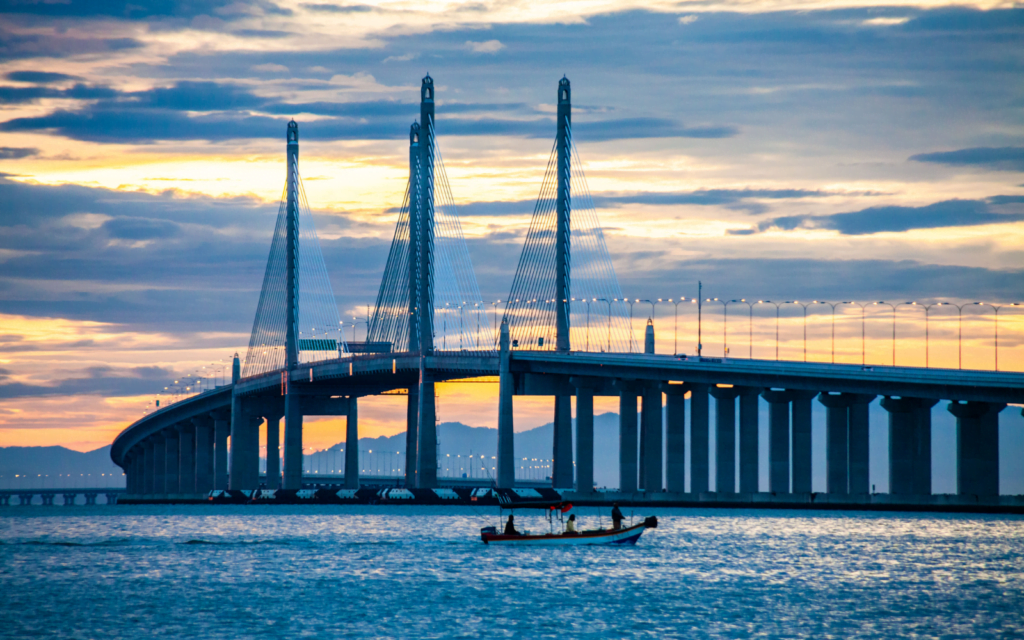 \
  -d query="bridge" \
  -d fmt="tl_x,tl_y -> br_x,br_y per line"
109,75 -> 1024,510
